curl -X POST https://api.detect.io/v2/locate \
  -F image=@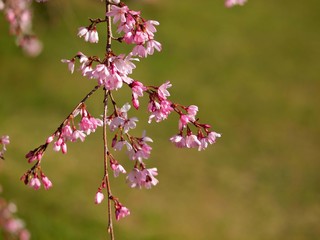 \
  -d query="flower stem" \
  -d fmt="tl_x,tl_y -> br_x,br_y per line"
104,1 -> 114,239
